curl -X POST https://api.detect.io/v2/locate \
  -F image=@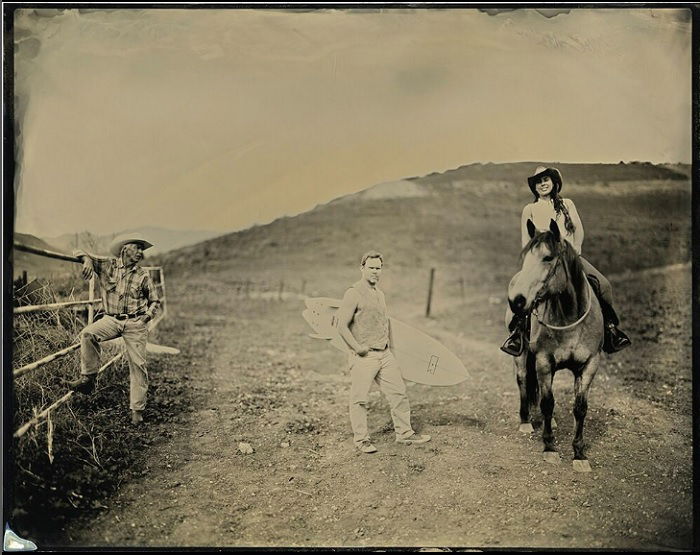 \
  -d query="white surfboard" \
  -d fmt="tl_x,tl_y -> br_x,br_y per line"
302,297 -> 469,386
